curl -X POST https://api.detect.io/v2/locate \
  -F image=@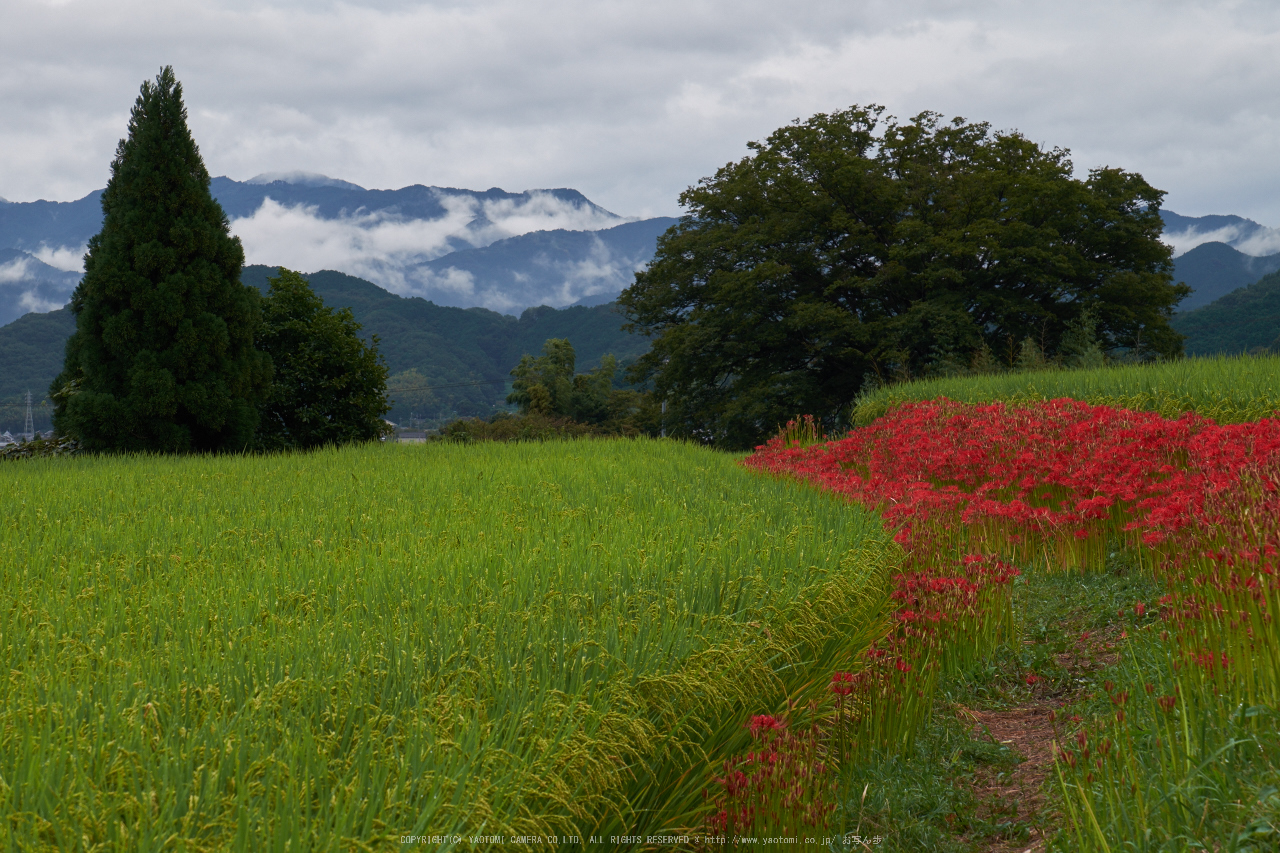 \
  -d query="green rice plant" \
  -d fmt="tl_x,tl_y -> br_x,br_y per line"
0,439 -> 895,849
851,354 -> 1280,426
